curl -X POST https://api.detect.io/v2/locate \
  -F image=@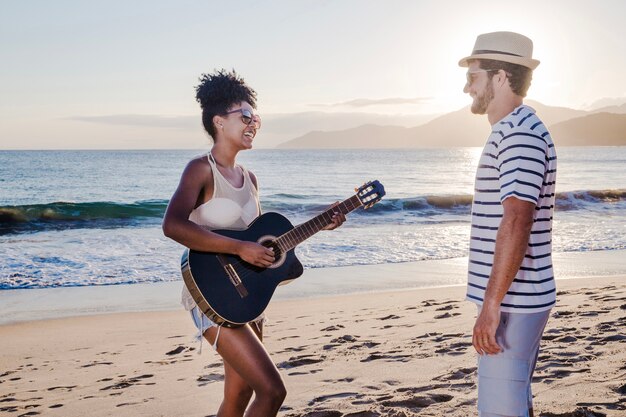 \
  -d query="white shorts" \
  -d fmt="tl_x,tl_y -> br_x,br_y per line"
476,307 -> 551,417
189,306 -> 266,352
190,306 -> 219,342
